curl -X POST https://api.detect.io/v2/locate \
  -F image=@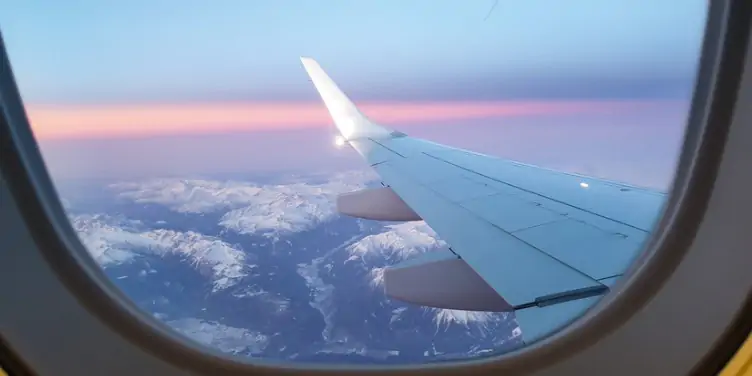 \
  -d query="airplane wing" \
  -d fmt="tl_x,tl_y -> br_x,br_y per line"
300,57 -> 667,343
